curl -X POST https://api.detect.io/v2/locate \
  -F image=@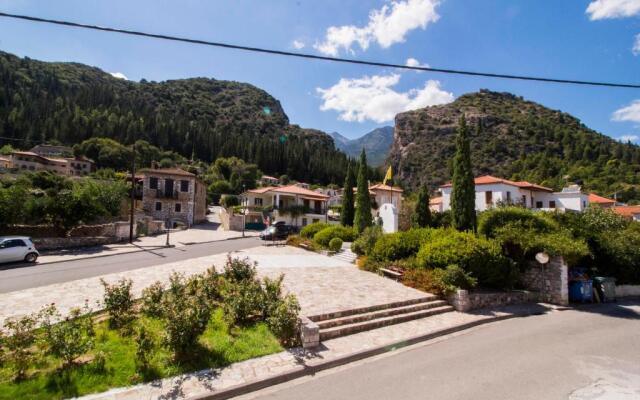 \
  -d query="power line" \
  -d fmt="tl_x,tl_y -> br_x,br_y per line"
0,11 -> 639,89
